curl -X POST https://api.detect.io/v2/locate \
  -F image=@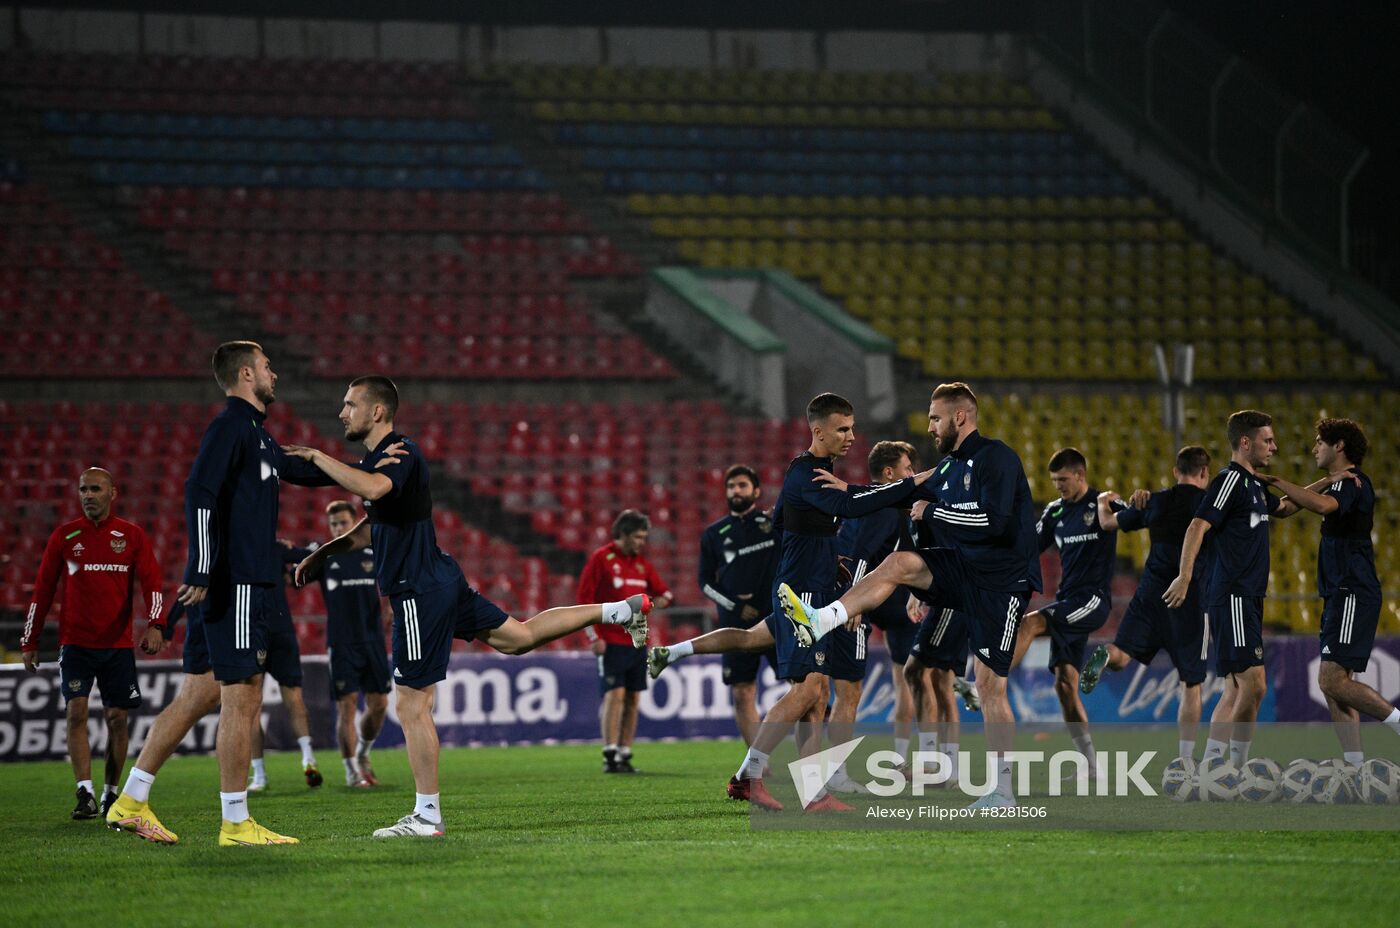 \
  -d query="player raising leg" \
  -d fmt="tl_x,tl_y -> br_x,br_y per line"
287,376 -> 651,837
